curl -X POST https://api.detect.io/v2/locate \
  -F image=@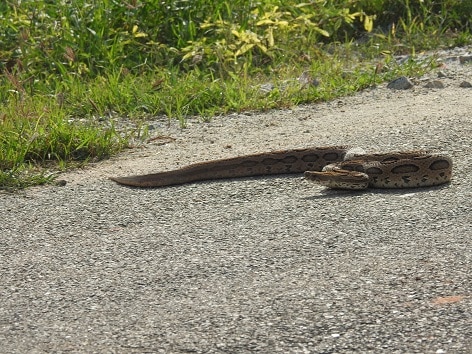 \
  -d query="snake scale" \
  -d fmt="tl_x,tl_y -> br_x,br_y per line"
110,146 -> 453,190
